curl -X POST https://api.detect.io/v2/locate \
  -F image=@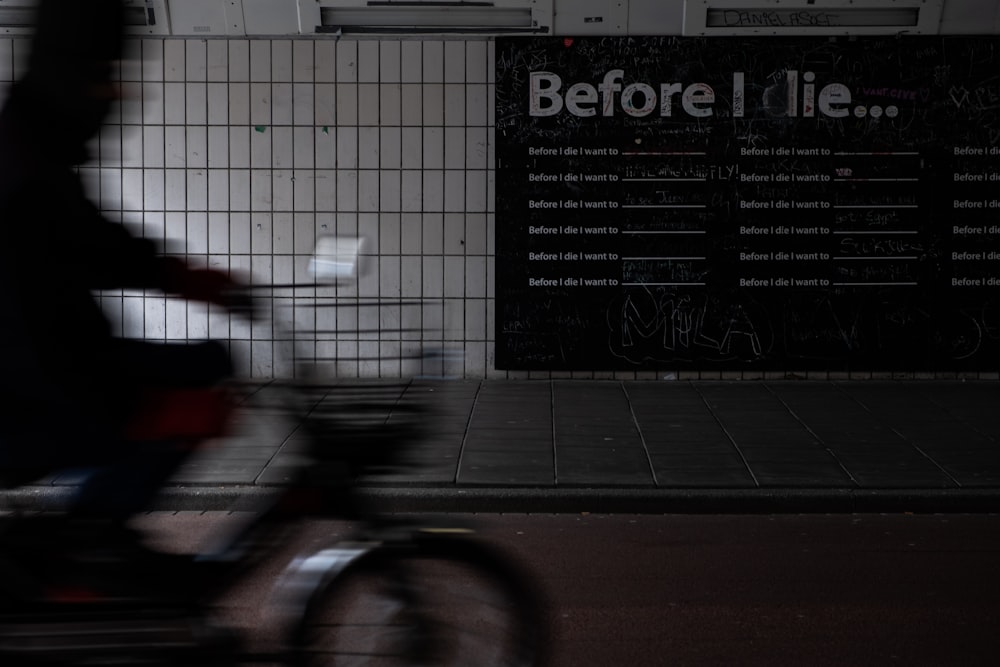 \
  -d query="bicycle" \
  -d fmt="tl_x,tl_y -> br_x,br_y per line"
0,238 -> 547,666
